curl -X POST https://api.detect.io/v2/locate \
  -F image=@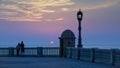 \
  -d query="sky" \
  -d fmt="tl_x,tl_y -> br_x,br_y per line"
0,0 -> 120,48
